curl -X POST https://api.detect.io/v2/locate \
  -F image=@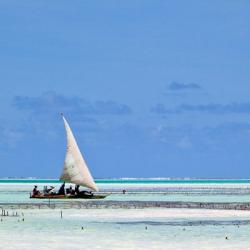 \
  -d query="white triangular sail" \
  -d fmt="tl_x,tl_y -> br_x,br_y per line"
60,115 -> 99,192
